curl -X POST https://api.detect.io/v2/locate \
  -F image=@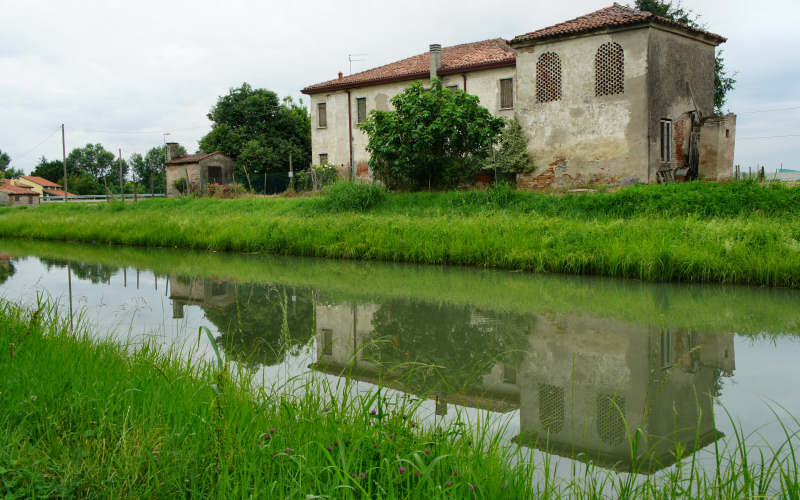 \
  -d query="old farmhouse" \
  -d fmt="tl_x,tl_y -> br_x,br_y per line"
165,143 -> 234,197
301,4 -> 736,188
